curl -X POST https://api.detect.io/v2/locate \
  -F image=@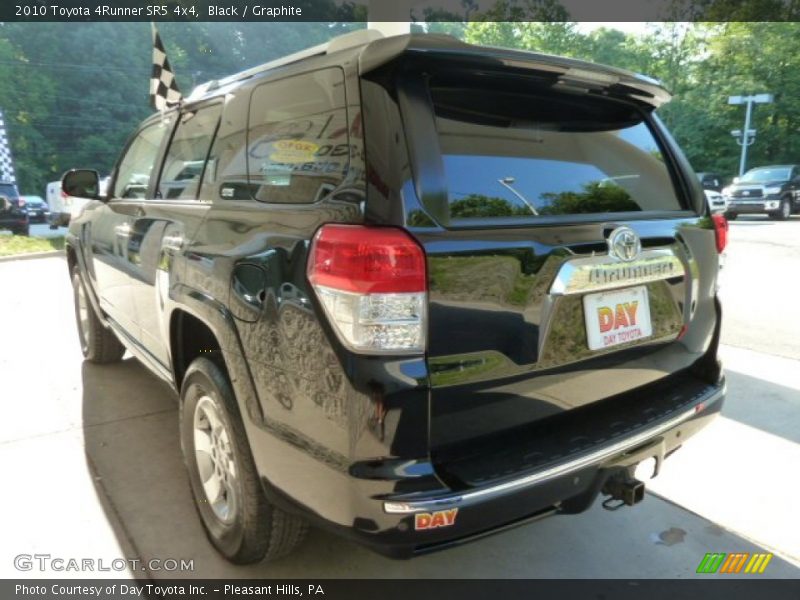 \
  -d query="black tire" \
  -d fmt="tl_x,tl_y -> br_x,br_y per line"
771,197 -> 792,221
71,271 -> 125,363
725,212 -> 738,221
180,357 -> 307,564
